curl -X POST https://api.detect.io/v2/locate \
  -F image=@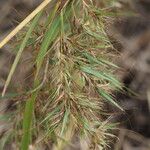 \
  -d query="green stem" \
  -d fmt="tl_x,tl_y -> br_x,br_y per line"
20,88 -> 38,150
20,12 -> 42,150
